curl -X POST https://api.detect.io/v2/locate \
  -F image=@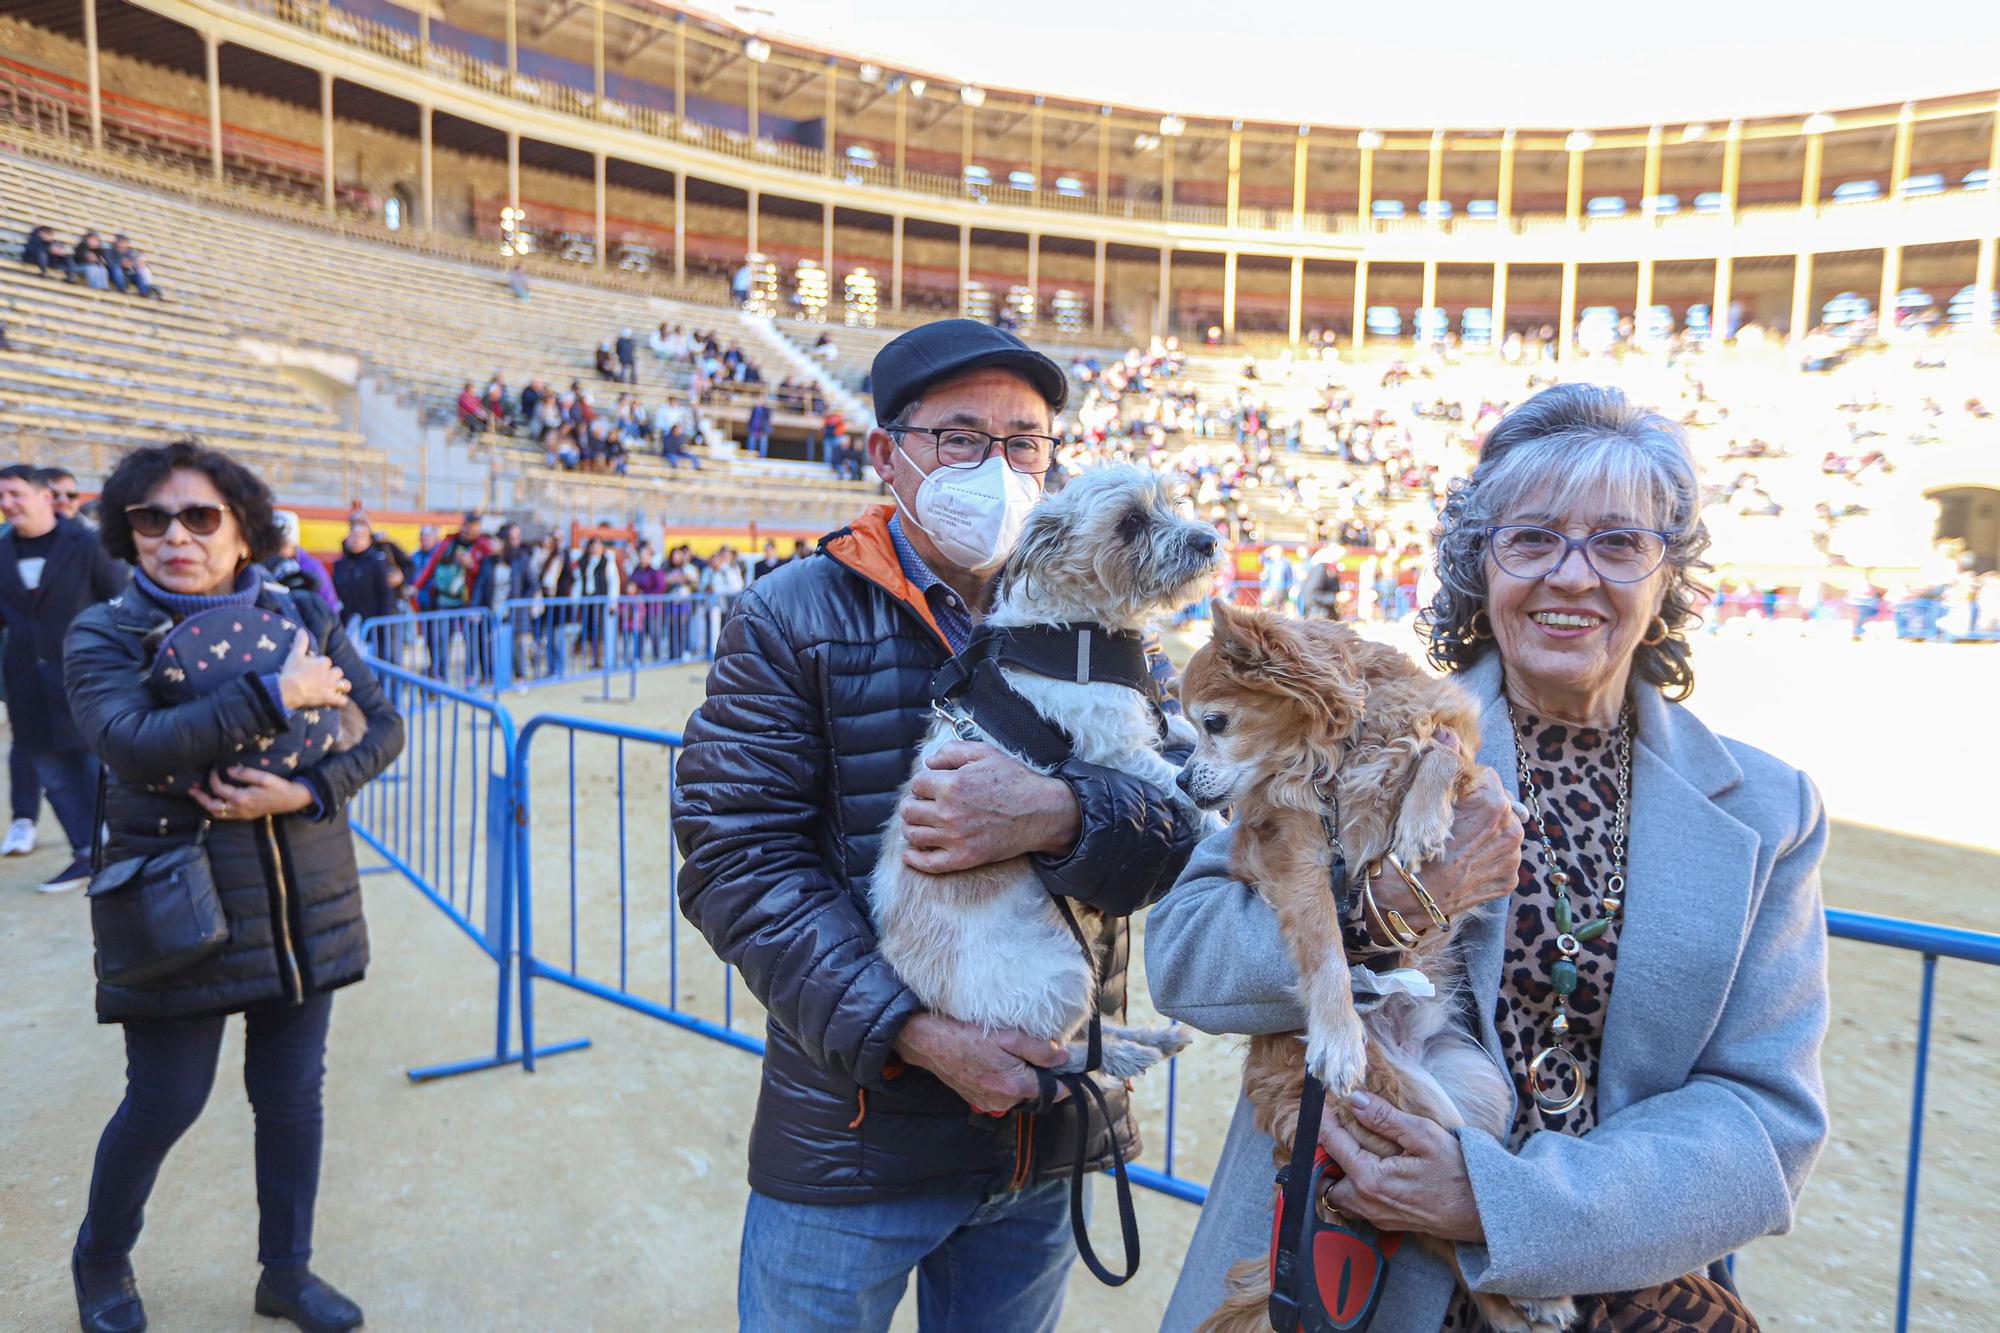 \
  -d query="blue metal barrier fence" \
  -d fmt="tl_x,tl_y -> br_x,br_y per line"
345,659 -> 585,1079
351,646 -> 2000,1327
356,595 -> 720,699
